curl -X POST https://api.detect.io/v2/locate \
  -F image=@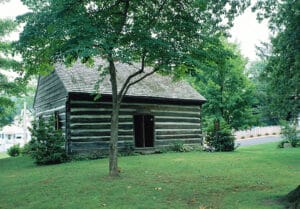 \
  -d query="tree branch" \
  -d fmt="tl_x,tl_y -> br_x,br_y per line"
118,67 -> 159,103
118,53 -> 146,98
